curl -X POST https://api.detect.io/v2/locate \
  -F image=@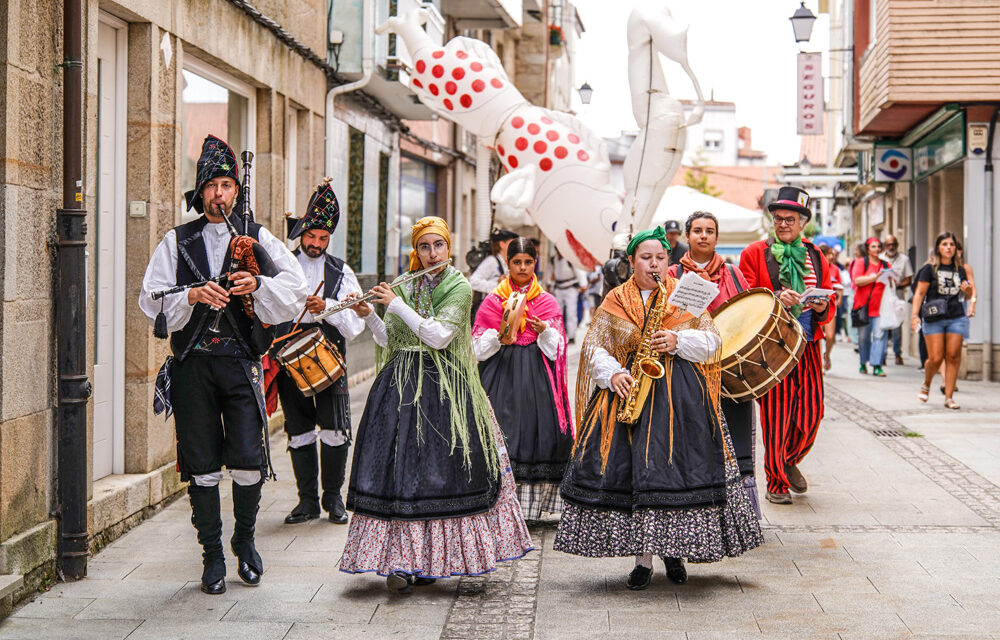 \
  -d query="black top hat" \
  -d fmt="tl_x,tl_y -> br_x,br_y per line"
288,180 -> 341,240
767,186 -> 812,220
183,135 -> 240,214
663,220 -> 682,233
